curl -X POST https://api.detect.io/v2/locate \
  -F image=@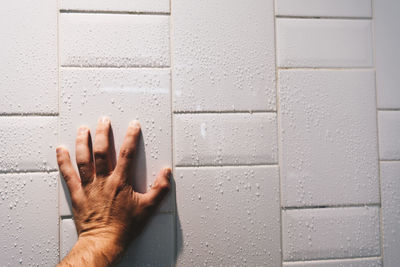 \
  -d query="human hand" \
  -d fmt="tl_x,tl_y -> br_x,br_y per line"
56,117 -> 171,266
